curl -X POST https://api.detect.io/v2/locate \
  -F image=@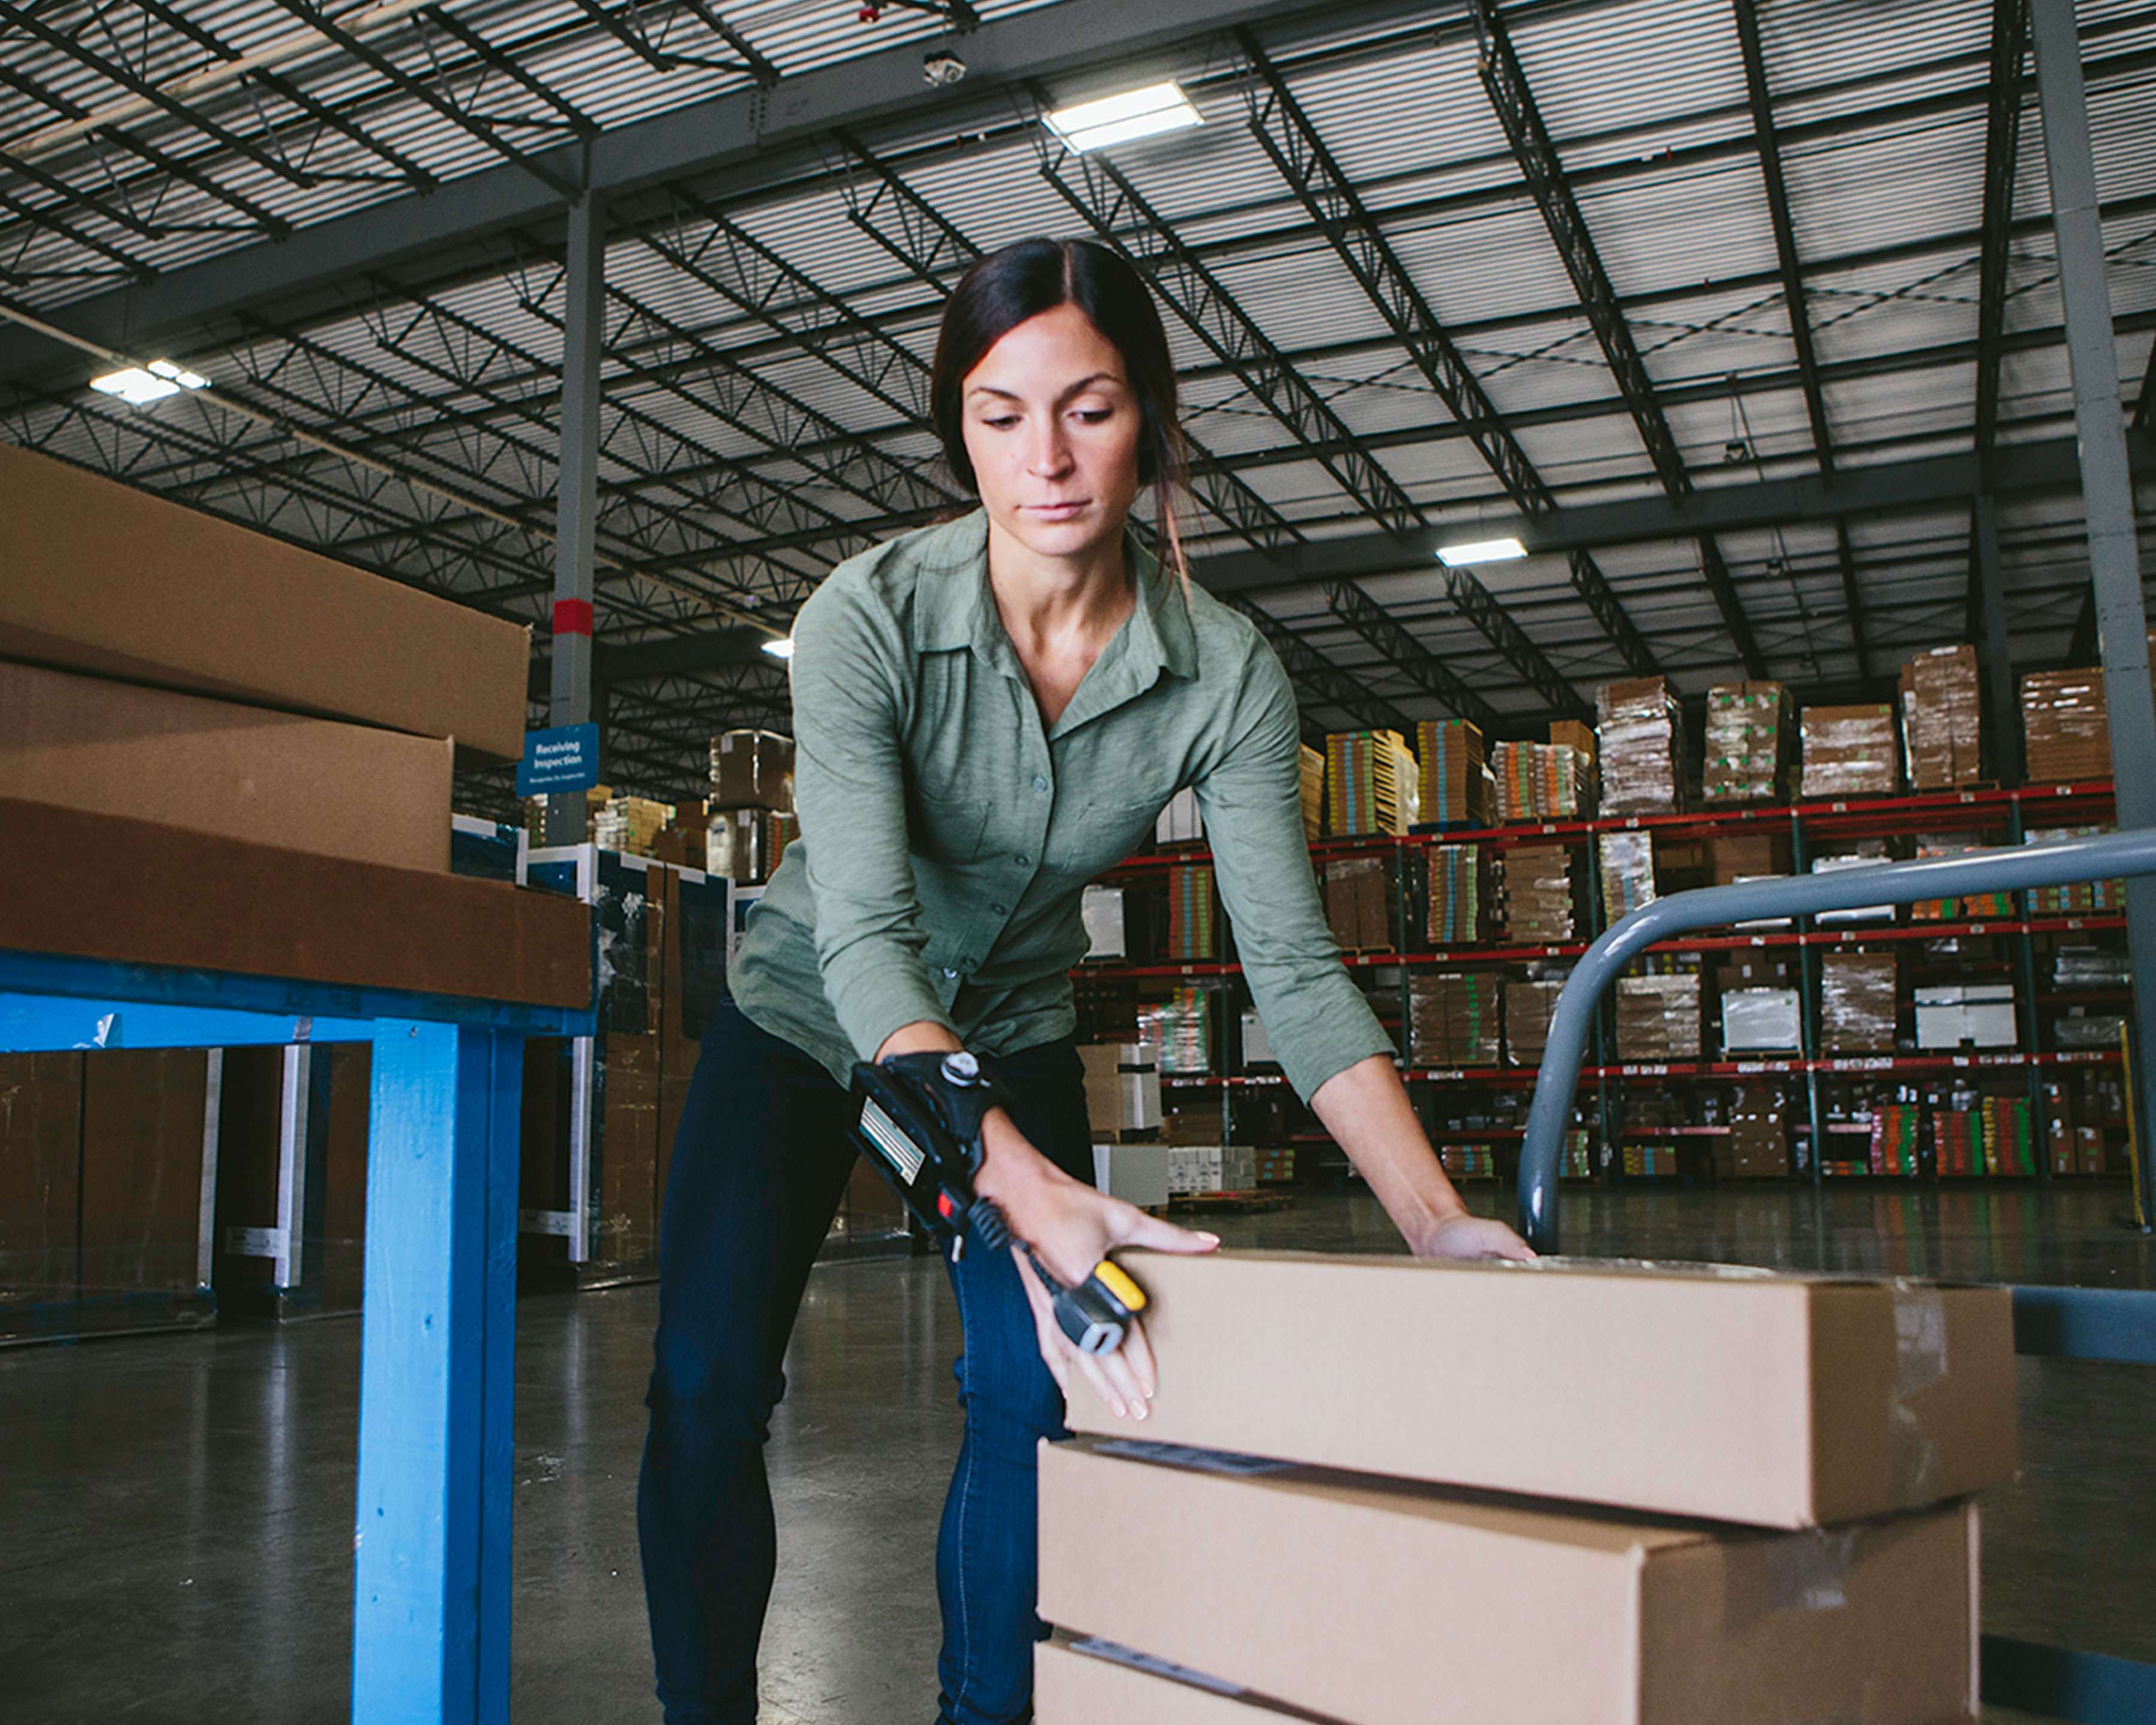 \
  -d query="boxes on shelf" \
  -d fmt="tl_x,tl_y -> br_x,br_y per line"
1081,1042 -> 1162,1140
1812,845 -> 1896,923
1492,739 -> 1589,821
1080,884 -> 1127,961
2054,1009 -> 2128,1051
1166,864 -> 1216,960
1415,718 -> 1488,827
1721,987 -> 1801,1054
1870,1103 -> 1923,1176
1323,854 -> 1394,953
1900,646 -> 1983,789
1092,1143 -> 1170,1209
1238,1009 -> 1275,1067
2025,825 -> 2124,913
1701,680 -> 1792,803
1615,972 -> 1701,1063
706,806 -> 785,885
1596,677 -> 1683,813
1160,1097 -> 1225,1146
1800,704 -> 1899,798
1064,1251 -> 2018,1526
1820,952 -> 1898,1052
1407,973 -> 1502,1068
1914,983 -> 2017,1049
1724,1085 -> 1790,1176
1141,988 -> 1213,1076
2021,668 -> 2110,784
1425,841 -> 1483,945
0,658 -> 453,873
1704,830 -> 1792,886
1165,1145 -> 1218,1196
1156,785 -> 1204,846
1910,833 -> 2014,920
1325,729 -> 1417,836
1298,743 -> 1323,842
1501,845 -> 1576,943
1622,1142 -> 1677,1178
0,442 -> 529,763
592,794 -> 675,858
1035,1440 -> 1979,1725
1597,828 -> 1656,925
1504,978 -> 1565,1067
708,730 -> 795,811
1437,1144 -> 1499,1179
